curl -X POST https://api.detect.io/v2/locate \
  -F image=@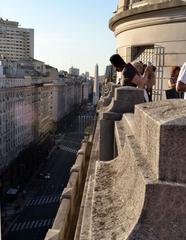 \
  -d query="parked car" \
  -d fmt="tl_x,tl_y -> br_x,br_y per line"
38,172 -> 51,180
